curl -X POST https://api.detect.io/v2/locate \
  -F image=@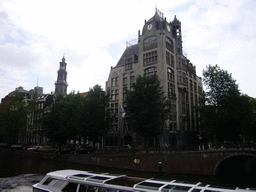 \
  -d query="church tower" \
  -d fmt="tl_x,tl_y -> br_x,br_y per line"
55,56 -> 68,95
